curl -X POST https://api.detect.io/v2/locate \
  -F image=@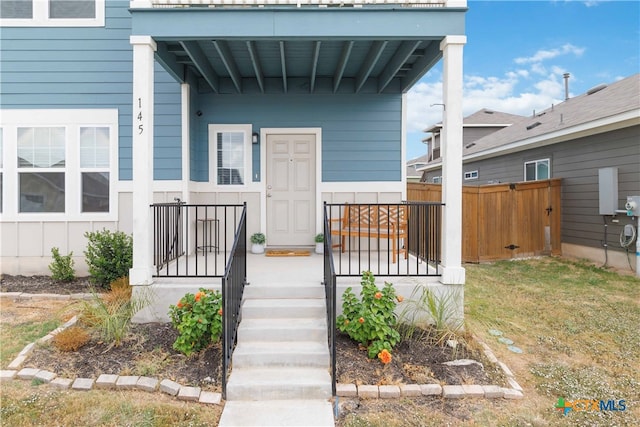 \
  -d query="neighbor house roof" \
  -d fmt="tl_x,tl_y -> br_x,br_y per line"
419,73 -> 640,171
422,108 -> 525,133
